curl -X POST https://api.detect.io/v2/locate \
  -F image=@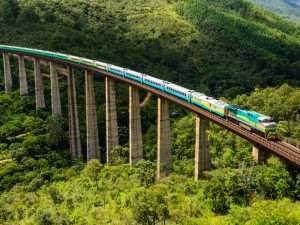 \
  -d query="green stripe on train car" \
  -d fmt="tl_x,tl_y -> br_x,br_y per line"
44,52 -> 56,57
0,45 -> 9,50
25,49 -> 37,54
55,55 -> 68,60
11,47 -> 22,52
